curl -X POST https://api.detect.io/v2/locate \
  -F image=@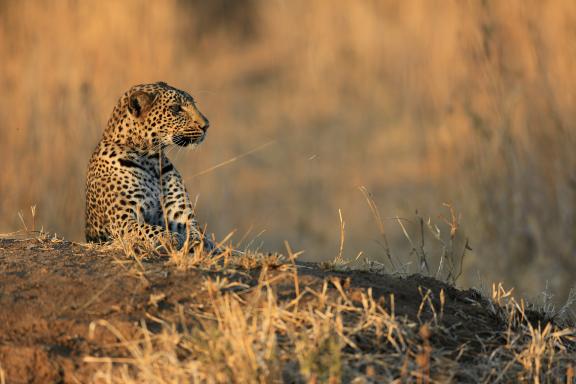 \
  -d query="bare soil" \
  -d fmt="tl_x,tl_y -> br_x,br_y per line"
0,237 -> 559,383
